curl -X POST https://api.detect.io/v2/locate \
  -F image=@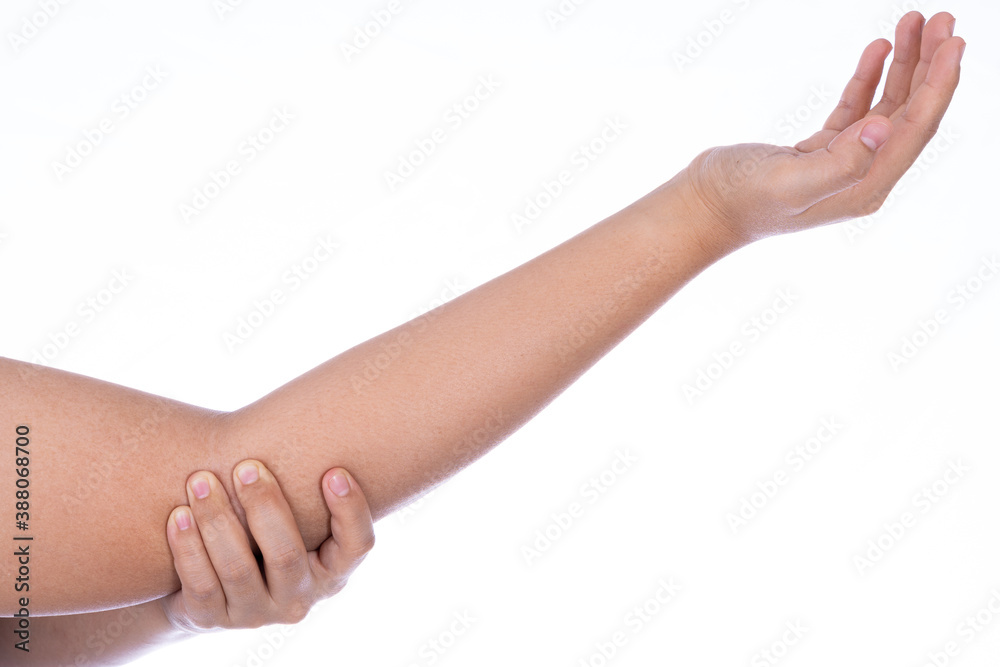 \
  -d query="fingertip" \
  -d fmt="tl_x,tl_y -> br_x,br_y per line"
862,38 -> 892,70
934,11 -> 956,30
860,118 -> 892,151
187,472 -> 214,501
234,459 -> 261,487
166,507 -> 193,545
897,11 -> 925,40
326,468 -> 352,498
174,507 -> 193,531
